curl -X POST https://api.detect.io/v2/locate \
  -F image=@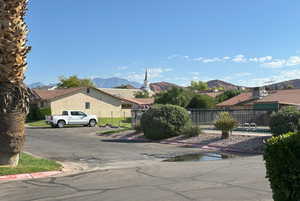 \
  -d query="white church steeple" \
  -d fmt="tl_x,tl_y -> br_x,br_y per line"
142,68 -> 151,92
